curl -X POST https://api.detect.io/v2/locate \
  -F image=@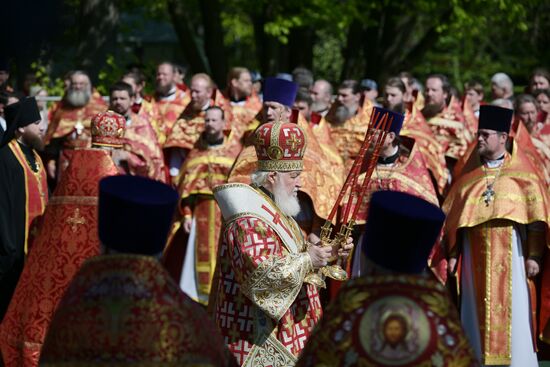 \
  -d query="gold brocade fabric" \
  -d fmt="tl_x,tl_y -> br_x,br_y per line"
179,134 -> 243,200
124,112 -> 167,183
228,92 -> 263,136
443,142 -> 550,251
153,88 -> 191,145
40,255 -> 237,367
0,149 -> 119,367
229,118 -> 343,222
443,140 -> 550,365
169,134 -> 242,304
328,103 -> 373,169
401,104 -> 449,195
349,139 -> 439,225
531,129 -> 550,185
466,222 -> 516,365
213,186 -> 322,365
424,98 -> 468,160
164,105 -> 206,151
296,274 -> 478,367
